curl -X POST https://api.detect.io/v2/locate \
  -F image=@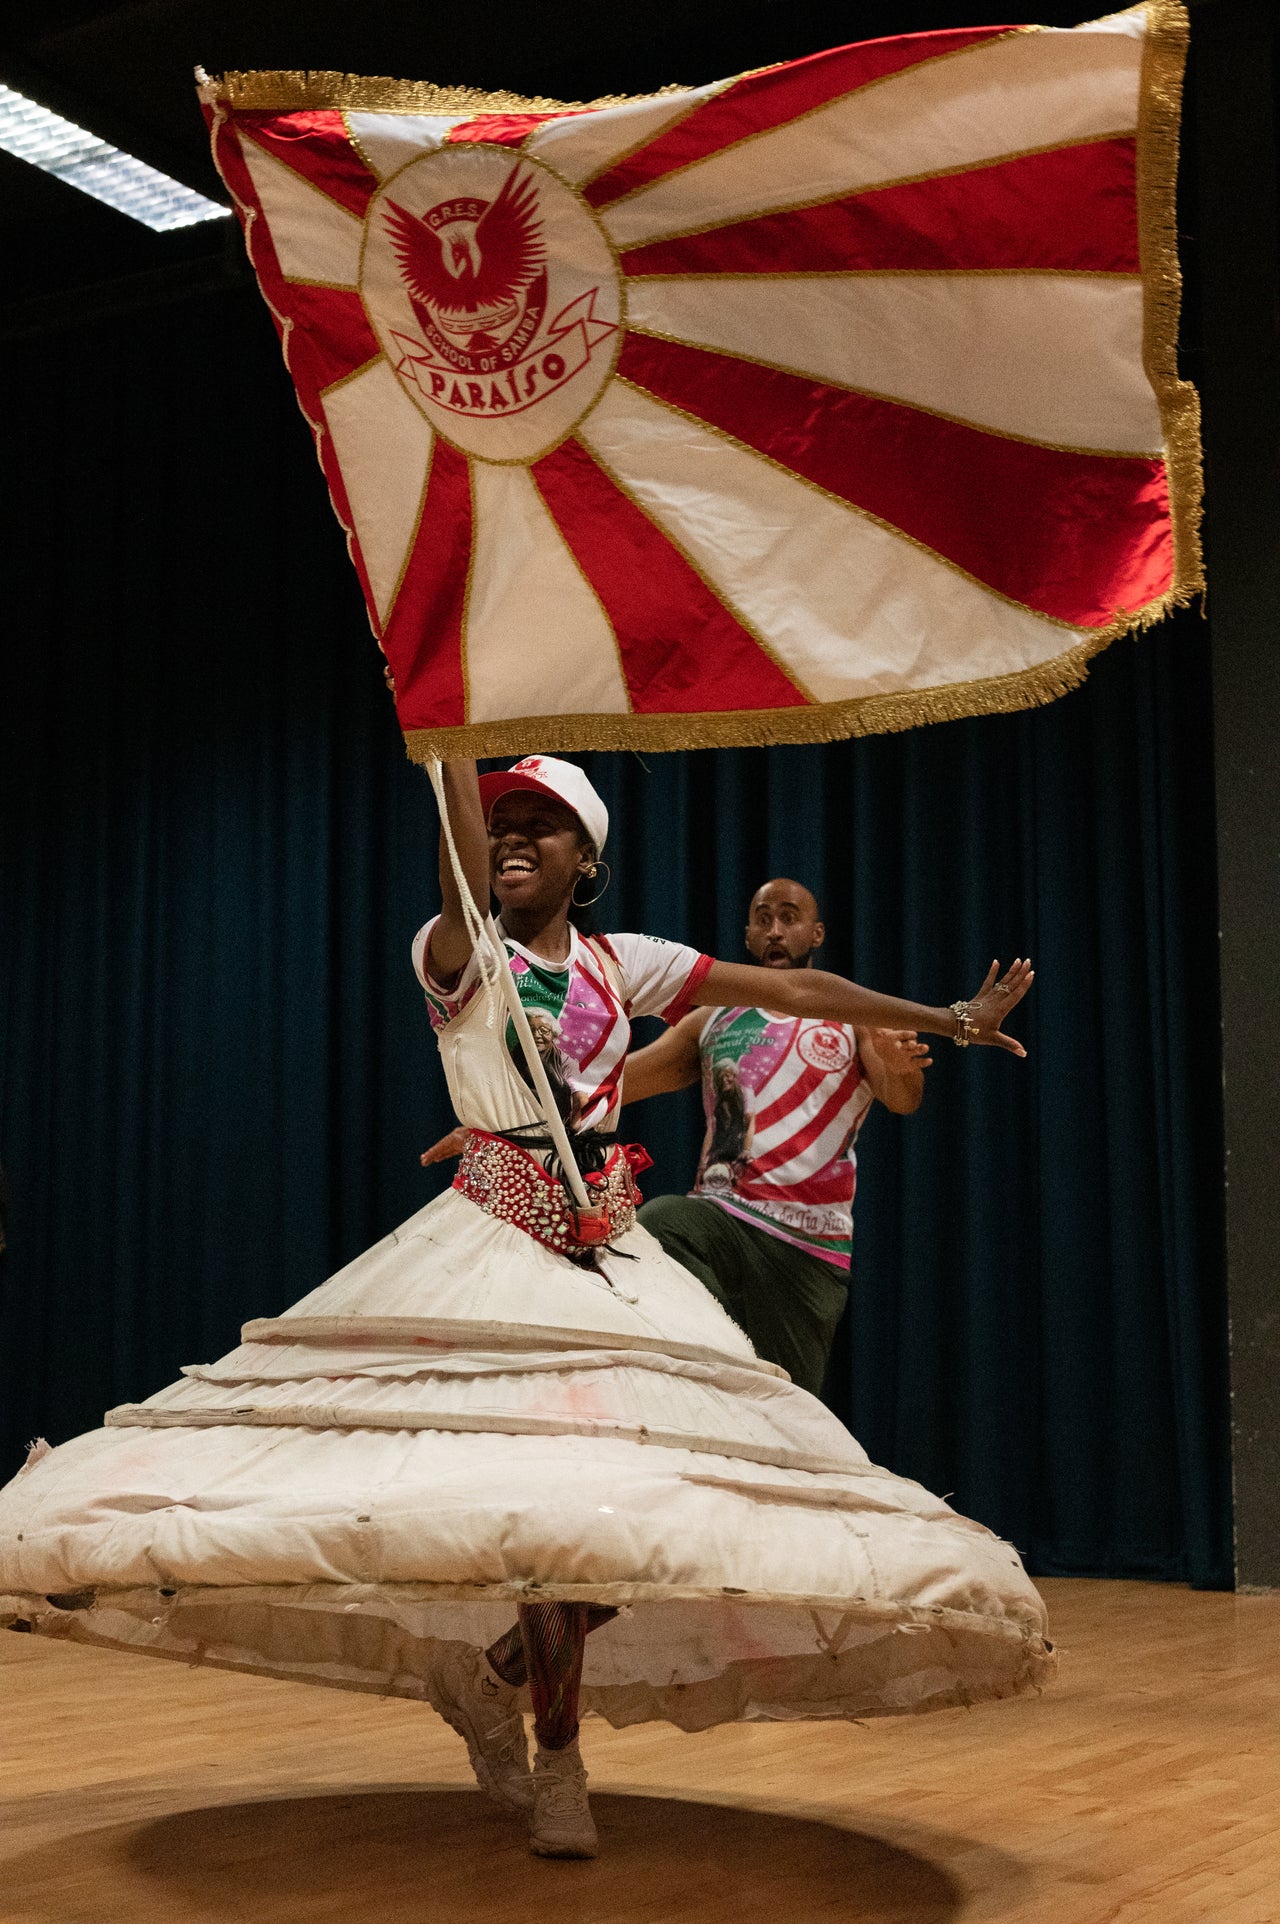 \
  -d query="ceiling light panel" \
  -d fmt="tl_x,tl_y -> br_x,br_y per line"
0,82 -> 229,231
